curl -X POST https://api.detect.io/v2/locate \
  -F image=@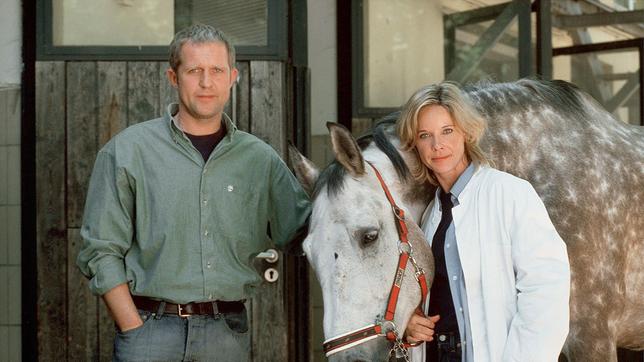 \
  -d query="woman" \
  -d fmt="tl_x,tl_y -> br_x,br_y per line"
397,82 -> 570,362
